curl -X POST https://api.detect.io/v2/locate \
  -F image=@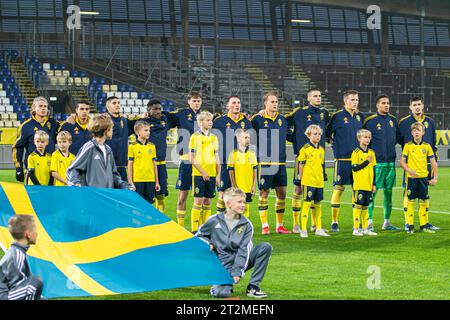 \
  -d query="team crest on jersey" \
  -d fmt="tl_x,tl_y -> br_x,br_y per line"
376,123 -> 382,130
308,191 -> 312,197
148,149 -> 153,155
237,226 -> 244,234
161,121 -> 166,127
47,122 -> 51,129
320,113 -> 324,120
356,115 -> 361,122
278,119 -> 282,126
422,148 -> 426,154
240,122 -> 245,129
187,114 -> 193,120
263,121 -> 269,127
343,117 -> 349,124
120,120 -> 124,128
74,128 -> 79,135
307,115 -> 312,122
34,127 -> 38,132
226,123 -> 231,129
389,120 -> 394,127
424,121 -> 429,128
195,187 -> 200,194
